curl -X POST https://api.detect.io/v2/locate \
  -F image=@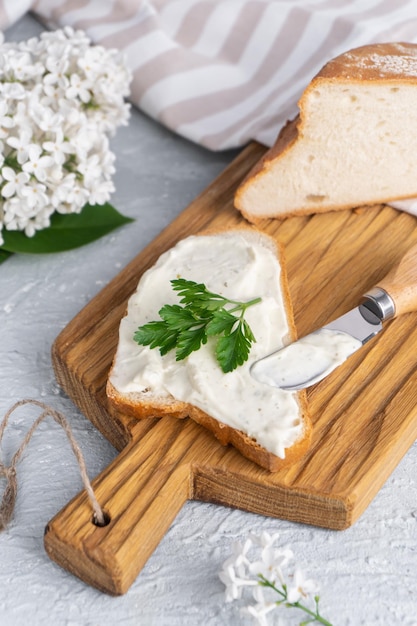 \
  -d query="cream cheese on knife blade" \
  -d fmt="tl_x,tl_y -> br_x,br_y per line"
251,329 -> 362,389
109,233 -> 304,459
